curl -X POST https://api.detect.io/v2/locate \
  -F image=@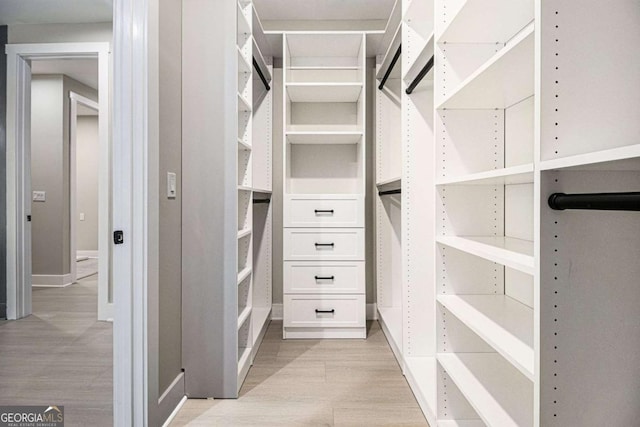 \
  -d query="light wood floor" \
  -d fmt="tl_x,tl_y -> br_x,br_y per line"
171,321 -> 429,427
0,276 -> 113,426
